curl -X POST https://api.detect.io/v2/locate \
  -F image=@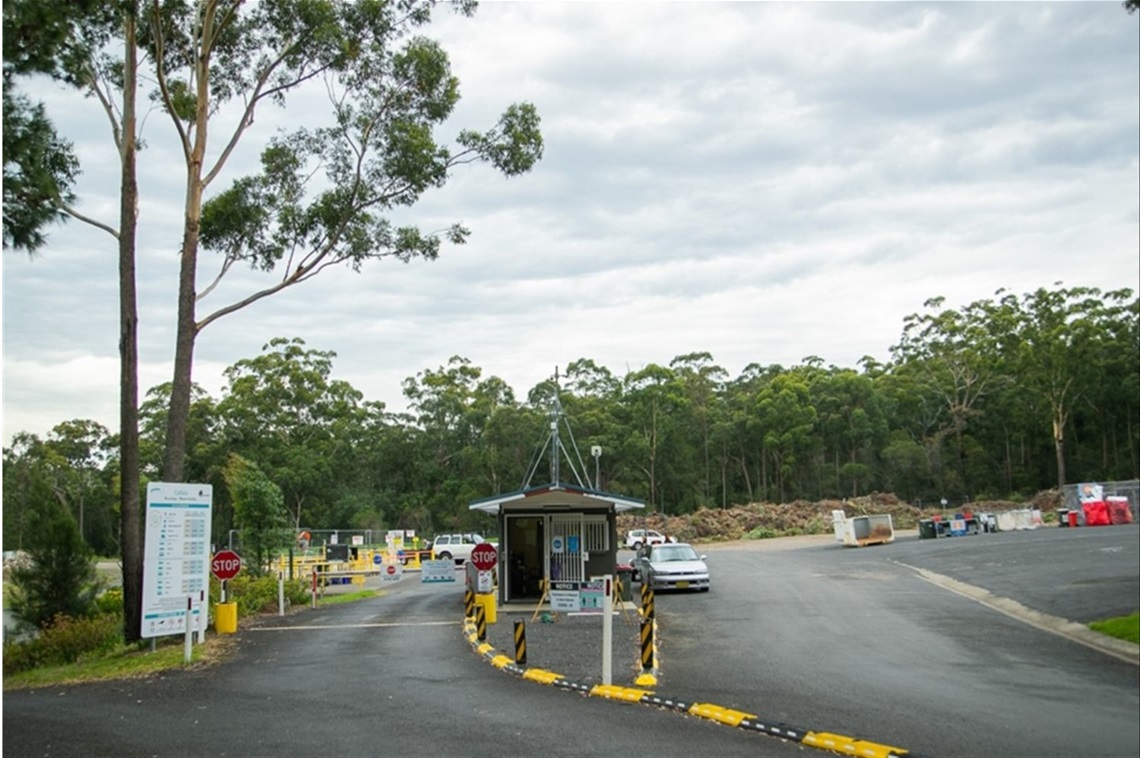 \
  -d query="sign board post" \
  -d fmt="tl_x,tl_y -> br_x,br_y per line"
142,483 -> 212,640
